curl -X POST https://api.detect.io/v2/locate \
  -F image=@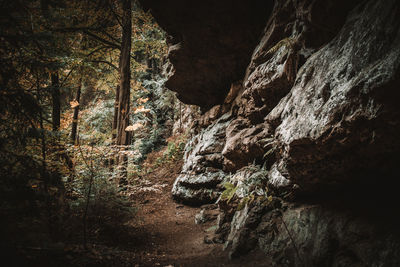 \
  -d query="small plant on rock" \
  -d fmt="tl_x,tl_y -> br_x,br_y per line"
220,182 -> 238,203
219,164 -> 273,211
